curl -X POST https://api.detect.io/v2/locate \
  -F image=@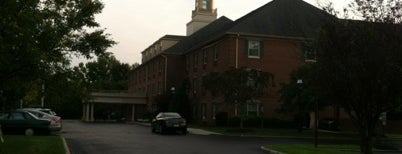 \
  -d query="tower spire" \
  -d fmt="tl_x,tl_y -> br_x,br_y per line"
186,0 -> 217,36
